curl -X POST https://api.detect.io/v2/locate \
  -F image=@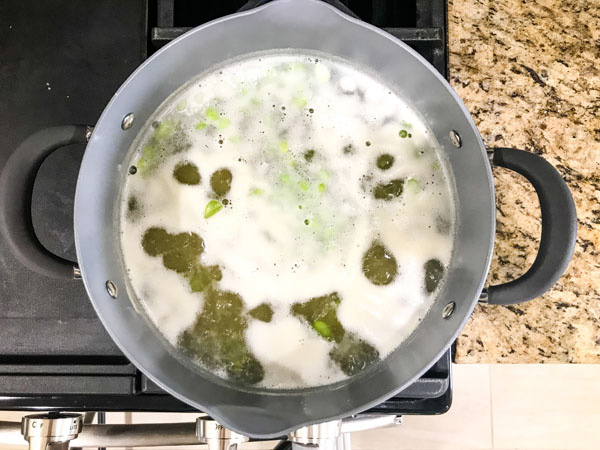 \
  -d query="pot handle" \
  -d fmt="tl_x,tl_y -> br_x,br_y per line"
0,125 -> 91,280
484,147 -> 577,305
